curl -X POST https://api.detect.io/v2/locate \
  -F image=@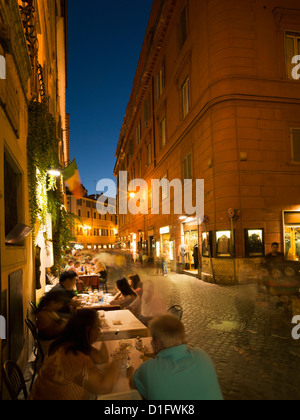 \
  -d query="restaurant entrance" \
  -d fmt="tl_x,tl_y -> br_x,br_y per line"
159,226 -> 174,269
181,218 -> 199,274
284,211 -> 300,261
